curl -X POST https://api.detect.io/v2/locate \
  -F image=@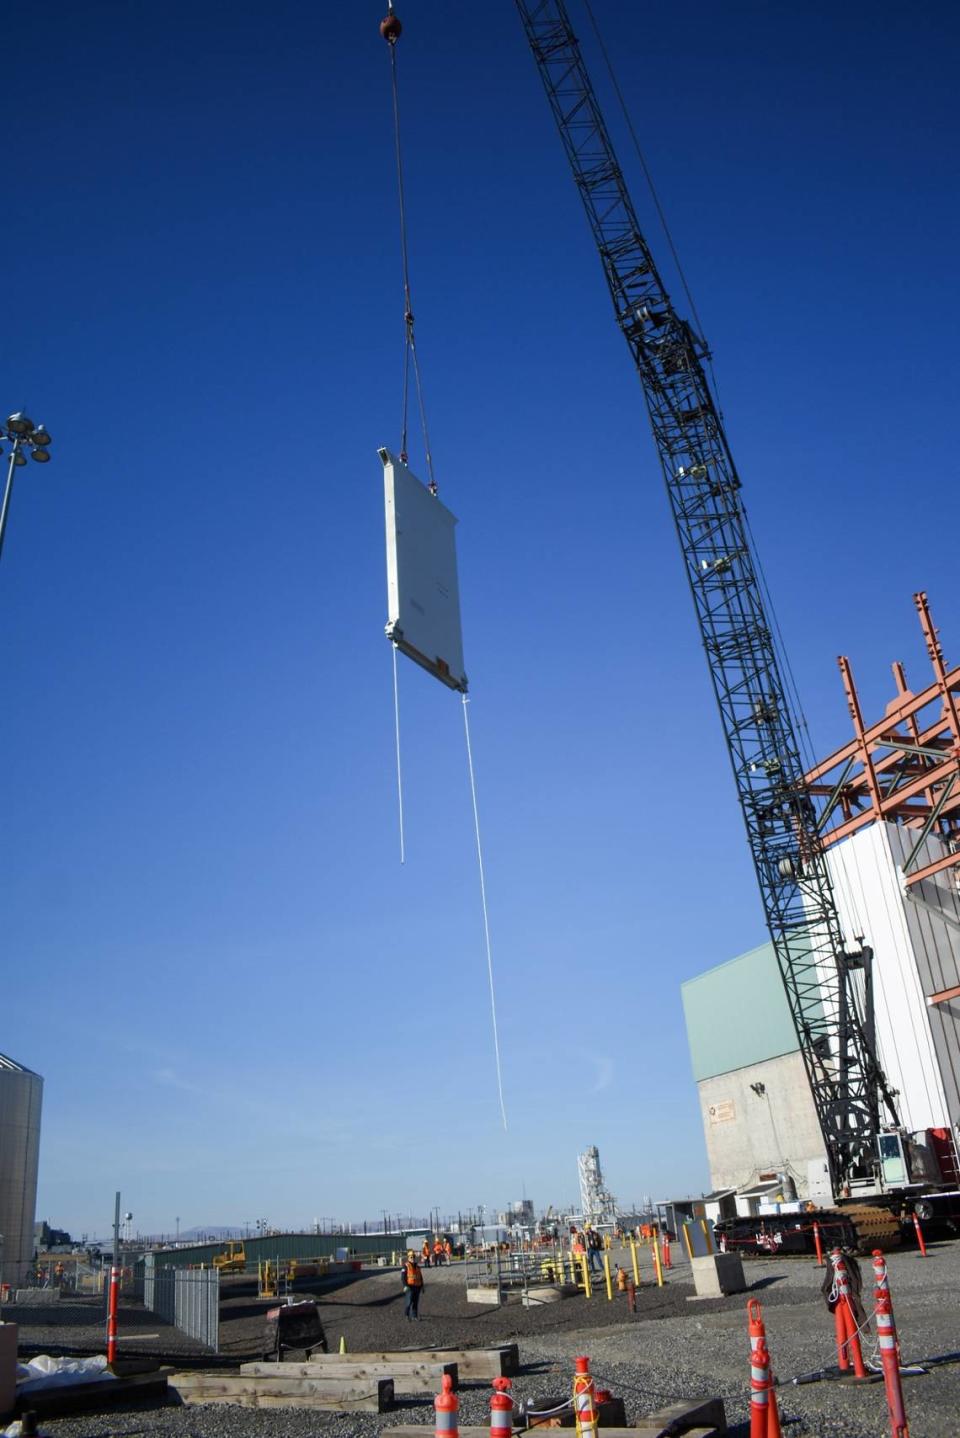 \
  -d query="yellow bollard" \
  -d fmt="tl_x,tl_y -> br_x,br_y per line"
652,1235 -> 664,1287
580,1252 -> 592,1299
700,1218 -> 713,1254
602,1251 -> 613,1301
682,1223 -> 695,1261
629,1237 -> 640,1286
